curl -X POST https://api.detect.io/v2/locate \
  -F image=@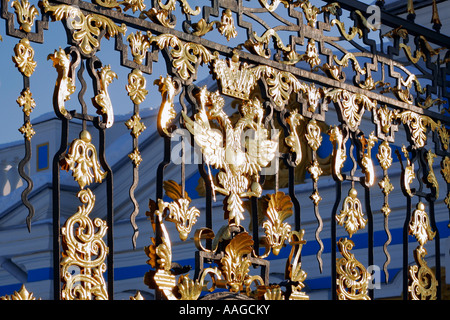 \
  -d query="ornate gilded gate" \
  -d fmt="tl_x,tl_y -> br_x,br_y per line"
0,0 -> 449,300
